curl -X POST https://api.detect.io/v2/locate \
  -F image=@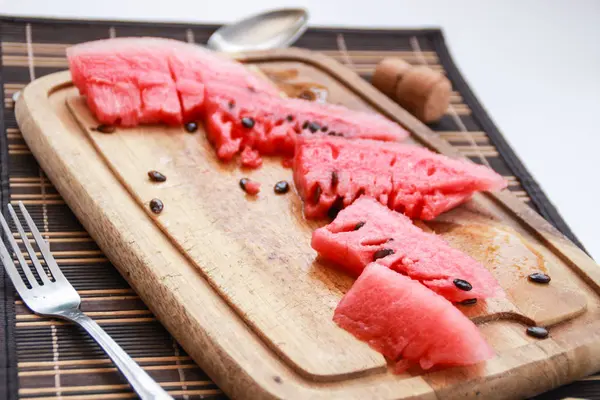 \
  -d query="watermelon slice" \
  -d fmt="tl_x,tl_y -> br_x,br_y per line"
203,81 -> 408,165
312,196 -> 504,301
67,37 -> 278,126
334,263 -> 494,372
294,135 -> 507,220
